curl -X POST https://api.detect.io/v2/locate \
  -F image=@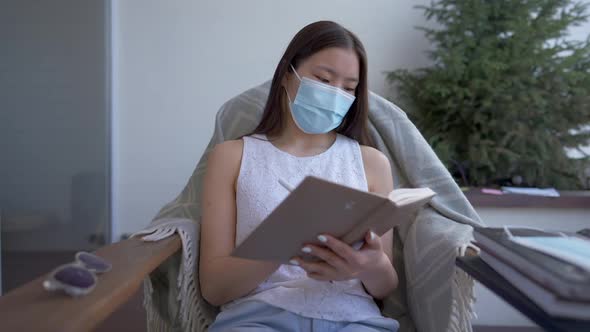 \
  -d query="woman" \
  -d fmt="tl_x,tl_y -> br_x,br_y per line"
200,21 -> 400,332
